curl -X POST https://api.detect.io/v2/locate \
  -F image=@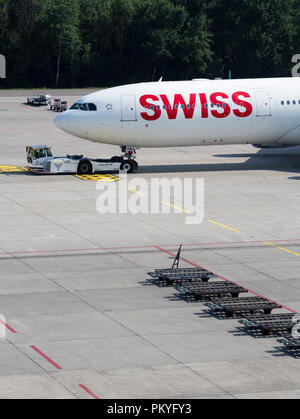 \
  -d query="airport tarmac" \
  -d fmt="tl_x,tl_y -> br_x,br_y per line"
0,90 -> 300,399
